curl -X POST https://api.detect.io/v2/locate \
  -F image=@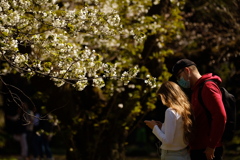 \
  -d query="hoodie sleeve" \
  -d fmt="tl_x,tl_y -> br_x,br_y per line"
202,81 -> 227,148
